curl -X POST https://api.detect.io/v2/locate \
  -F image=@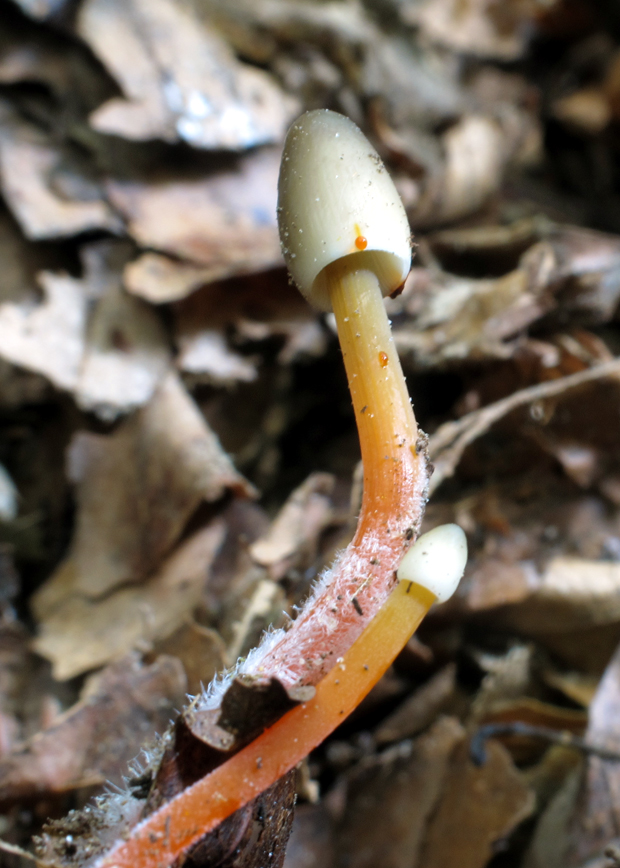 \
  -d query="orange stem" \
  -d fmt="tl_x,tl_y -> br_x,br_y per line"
251,264 -> 429,688
94,579 -> 434,868
92,262 -> 432,868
